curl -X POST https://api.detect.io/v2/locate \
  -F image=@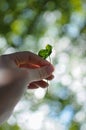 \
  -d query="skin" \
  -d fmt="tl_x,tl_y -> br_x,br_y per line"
0,51 -> 54,124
